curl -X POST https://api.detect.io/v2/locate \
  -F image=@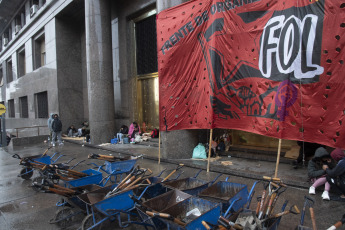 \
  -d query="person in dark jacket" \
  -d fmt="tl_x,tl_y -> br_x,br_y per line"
323,148 -> 345,201
308,147 -> 335,200
67,125 -> 78,137
116,125 -> 129,143
51,114 -> 63,147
